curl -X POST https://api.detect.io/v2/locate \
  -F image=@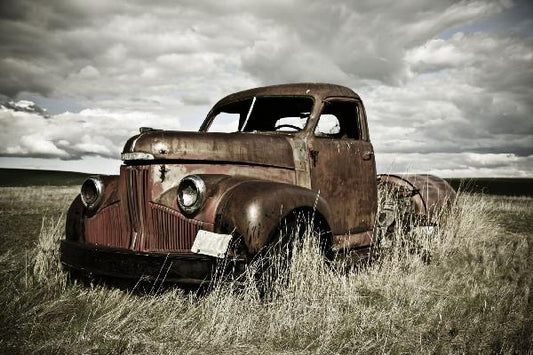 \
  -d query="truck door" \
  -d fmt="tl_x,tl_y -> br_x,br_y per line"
308,98 -> 377,235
